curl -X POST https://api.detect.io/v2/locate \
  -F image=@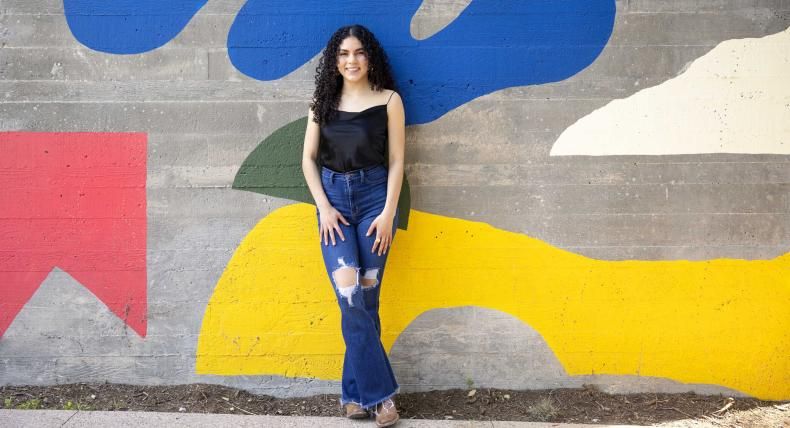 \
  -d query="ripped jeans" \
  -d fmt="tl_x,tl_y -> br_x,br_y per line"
316,163 -> 400,410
